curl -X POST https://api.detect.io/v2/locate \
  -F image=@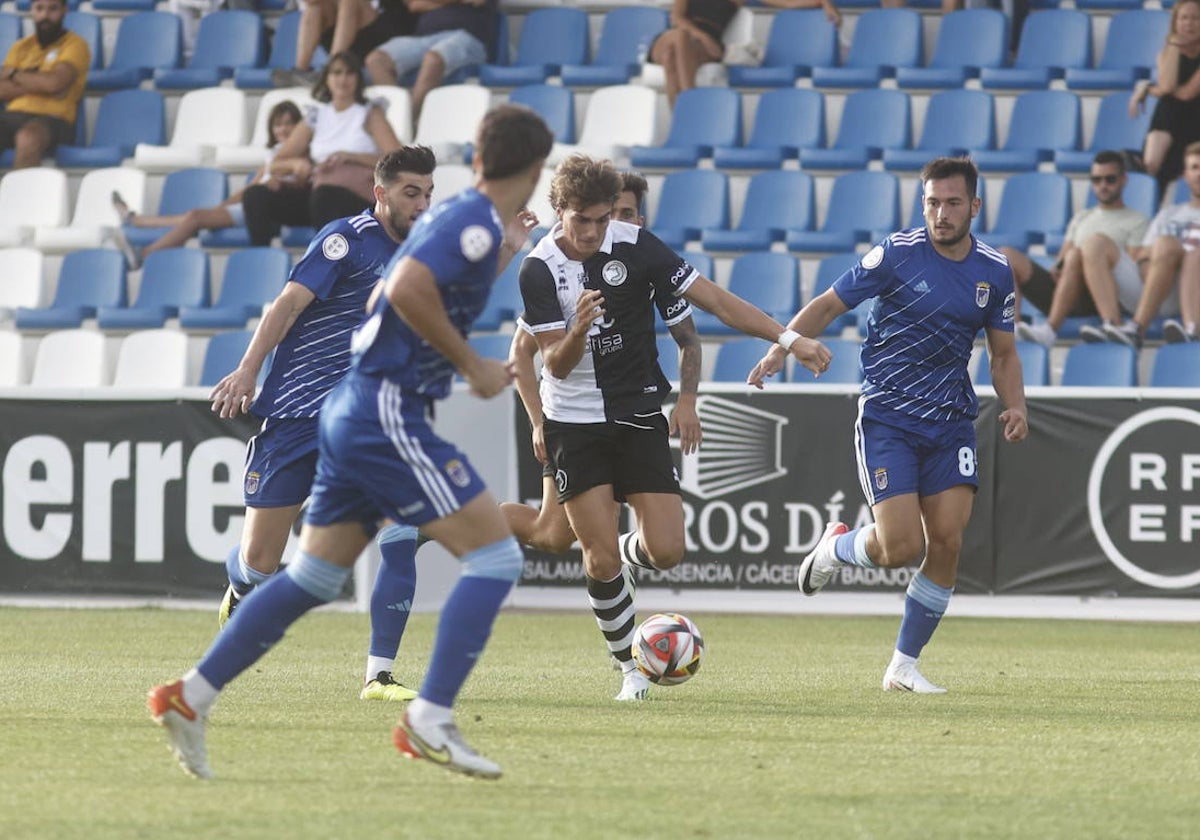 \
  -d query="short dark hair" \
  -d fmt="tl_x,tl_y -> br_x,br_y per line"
1186,140 -> 1200,160
474,104 -> 554,180
549,154 -> 623,213
620,171 -> 649,215
1092,150 -> 1126,172
312,52 -> 365,105
264,100 -> 302,150
920,156 -> 979,199
375,145 -> 436,184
